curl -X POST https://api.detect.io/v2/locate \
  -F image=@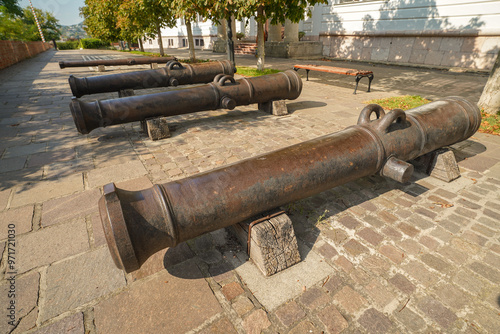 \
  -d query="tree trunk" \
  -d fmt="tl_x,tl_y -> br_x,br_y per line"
138,38 -> 144,52
256,6 -> 265,71
478,50 -> 500,114
156,22 -> 164,56
185,20 -> 196,63
226,14 -> 235,68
